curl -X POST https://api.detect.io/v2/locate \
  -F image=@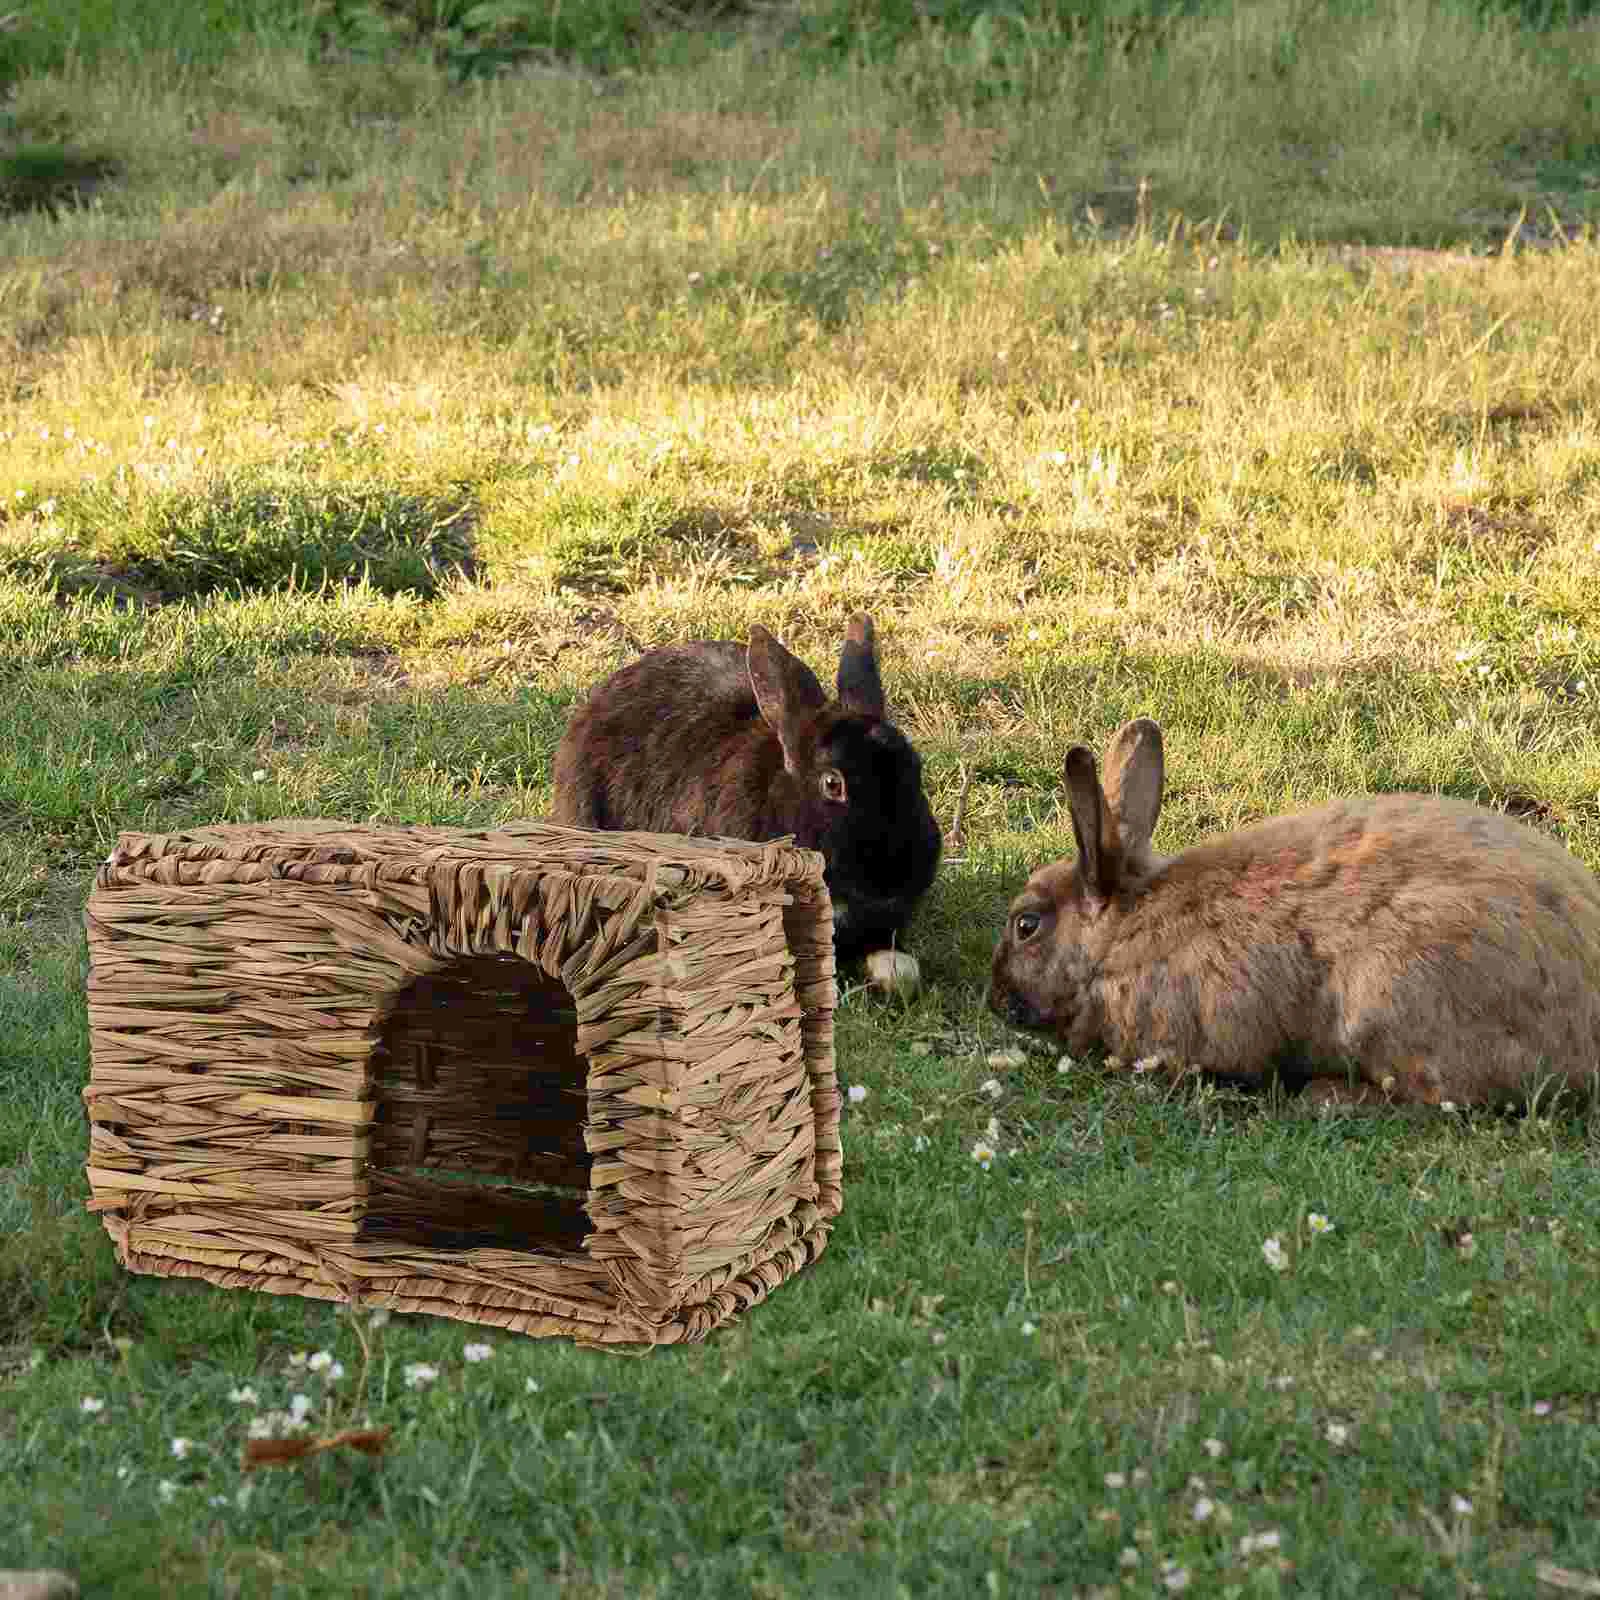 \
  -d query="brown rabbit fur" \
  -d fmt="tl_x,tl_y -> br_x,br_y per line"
988,717 -> 1600,1107
551,614 -> 941,967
